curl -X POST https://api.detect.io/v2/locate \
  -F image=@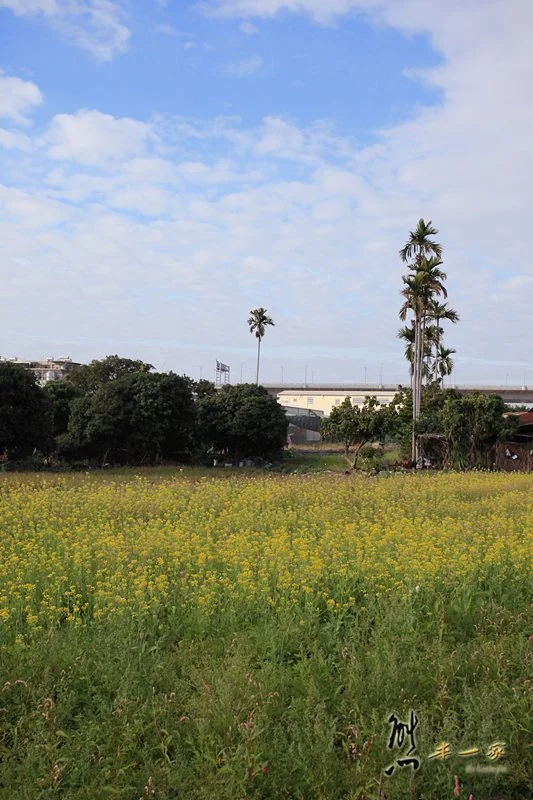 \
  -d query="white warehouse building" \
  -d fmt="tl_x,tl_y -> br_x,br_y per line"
275,386 -> 398,417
